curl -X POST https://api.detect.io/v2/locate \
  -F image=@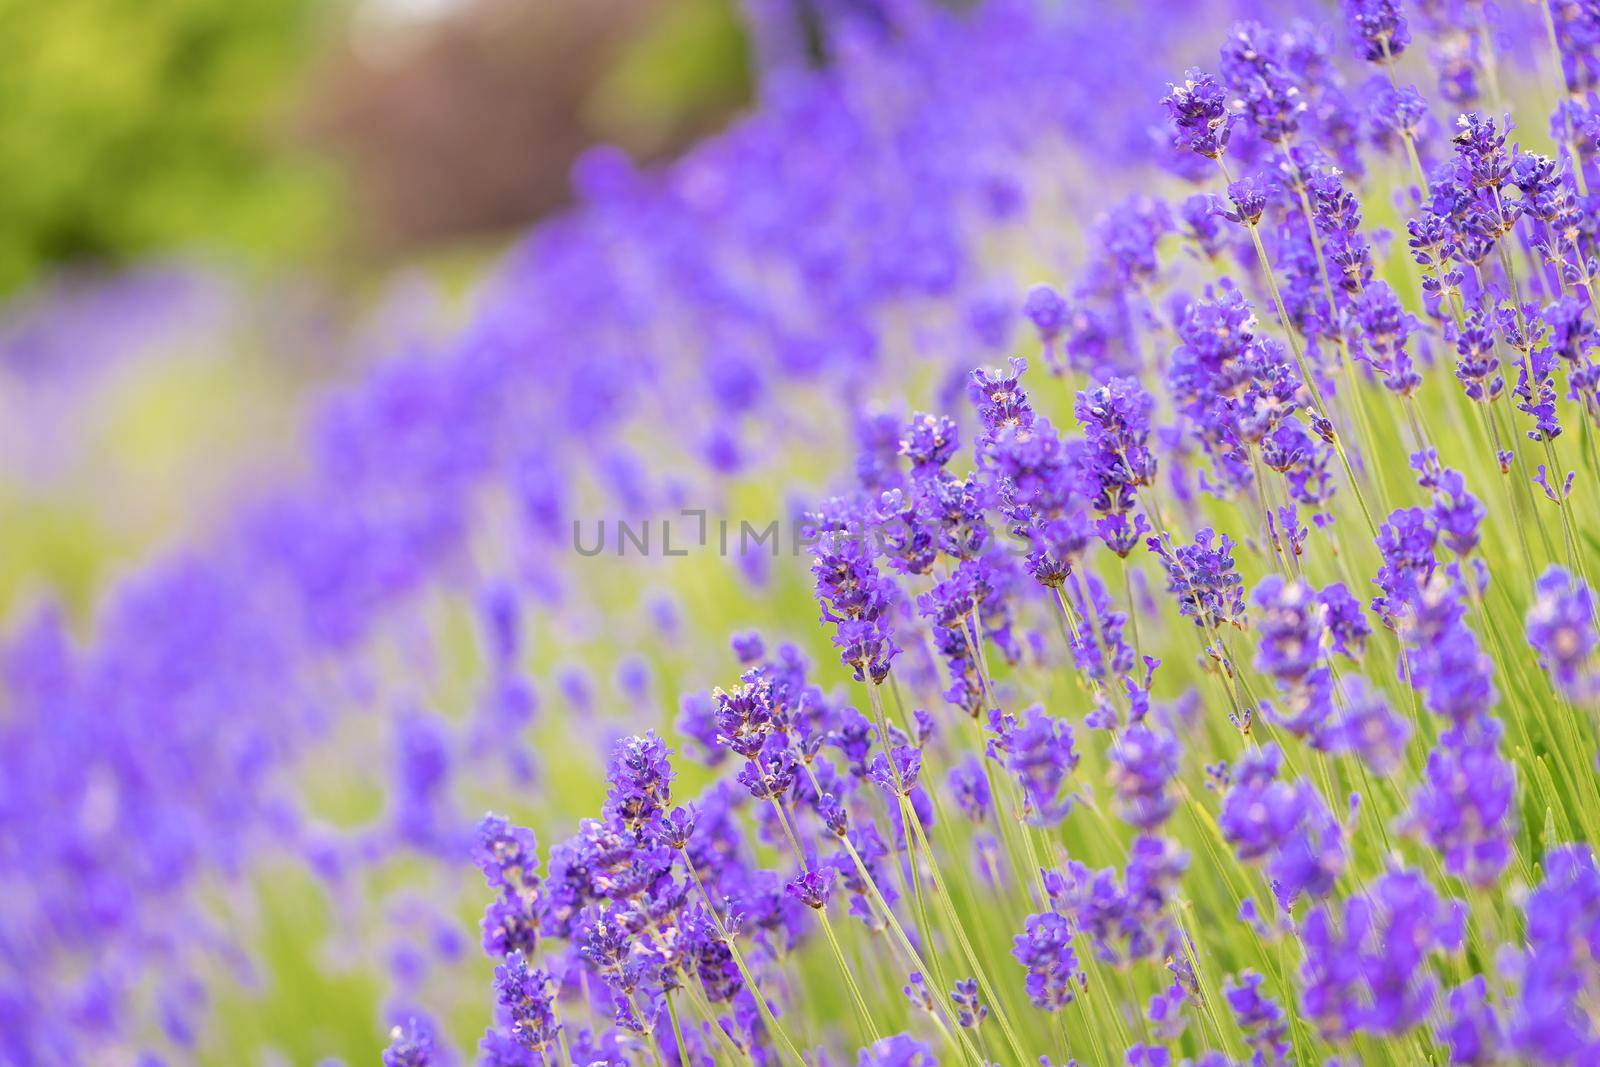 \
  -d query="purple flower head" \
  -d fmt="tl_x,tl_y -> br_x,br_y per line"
1013,911 -> 1081,1012
1411,451 -> 1486,557
1370,80 -> 1428,139
1511,845 -> 1600,1059
1253,576 -> 1323,685
603,732 -> 674,834
1527,566 -> 1598,700
1043,837 -> 1187,966
1513,152 -> 1566,225
1168,283 -> 1303,490
712,672 -> 779,758
616,656 -> 652,703
493,953 -> 560,1052
1222,177 -> 1269,226
481,896 -> 540,961
857,1034 -> 937,1067
951,978 -> 987,1029
478,582 -> 520,667
655,805 -> 695,850
986,705 -> 1079,826
1549,1 -> 1600,94
557,668 -> 593,717
1453,112 -> 1514,191
1440,976 -> 1504,1065
868,744 -> 924,797
1452,306 -> 1503,405
1146,978 -> 1192,1041
818,791 -> 849,837
900,413 -> 960,473
1261,421 -> 1334,508
1090,193 -> 1173,294
676,692 -> 723,766
1181,193 -> 1227,258
917,562 -> 987,716
475,814 -> 544,960
1543,299 -> 1600,408
1514,344 -> 1564,442
1219,21 -> 1307,145
1225,971 -> 1291,1066
903,971 -> 934,1014
785,868 -> 833,910
827,704 -> 877,776
969,357 -> 1035,435
730,631 -> 766,666
1148,529 -> 1246,631
1077,377 -> 1157,556
1406,722 -> 1515,886
857,409 -> 909,494
735,745 -> 799,801
1220,744 -> 1345,904
1317,583 -> 1370,659
1407,574 -> 1499,730
914,471 -> 991,561
384,1017 -> 440,1067
1023,284 -> 1070,345
1353,282 -> 1420,395
1300,869 -> 1465,1040
1126,1045 -> 1174,1067
475,814 -> 541,896
1107,725 -> 1181,830
1344,0 -> 1410,63
1163,68 -> 1236,160
393,711 -> 455,851
947,754 -> 992,823
810,497 -> 901,683
1307,168 -> 1373,293
1318,677 -> 1411,773
1371,506 -> 1438,626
